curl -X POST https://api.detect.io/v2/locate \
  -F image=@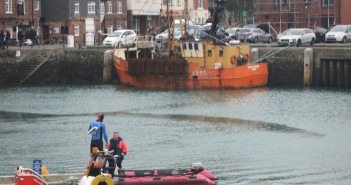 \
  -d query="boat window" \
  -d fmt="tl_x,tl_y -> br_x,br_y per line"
219,50 -> 223,57
194,43 -> 198,50
208,50 -> 212,57
189,43 -> 193,50
183,43 -> 187,50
